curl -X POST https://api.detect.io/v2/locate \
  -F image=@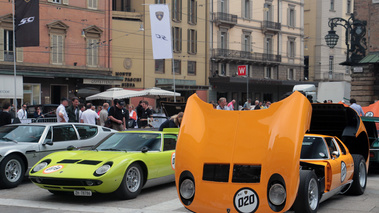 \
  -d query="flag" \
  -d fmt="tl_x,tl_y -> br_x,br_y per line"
15,0 -> 40,47
149,4 -> 172,59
